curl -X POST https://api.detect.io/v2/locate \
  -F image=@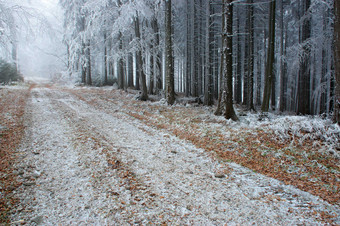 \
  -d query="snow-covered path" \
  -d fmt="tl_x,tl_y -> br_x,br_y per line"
11,86 -> 339,225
